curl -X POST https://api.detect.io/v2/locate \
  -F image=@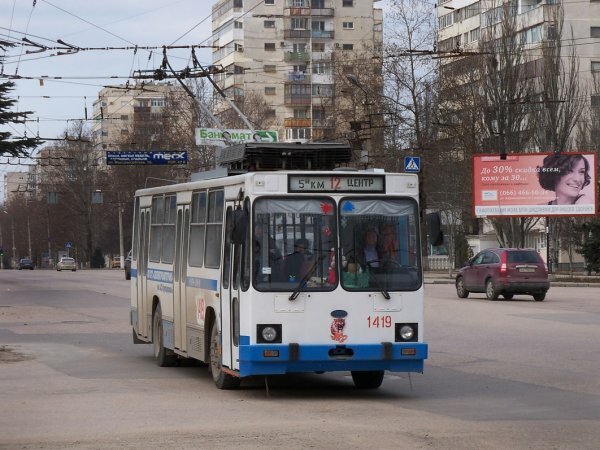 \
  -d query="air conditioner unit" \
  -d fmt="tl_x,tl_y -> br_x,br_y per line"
280,42 -> 285,47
